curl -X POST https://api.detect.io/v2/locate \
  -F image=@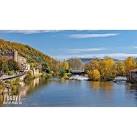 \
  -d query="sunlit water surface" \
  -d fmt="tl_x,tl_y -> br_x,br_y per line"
2,78 -> 137,107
